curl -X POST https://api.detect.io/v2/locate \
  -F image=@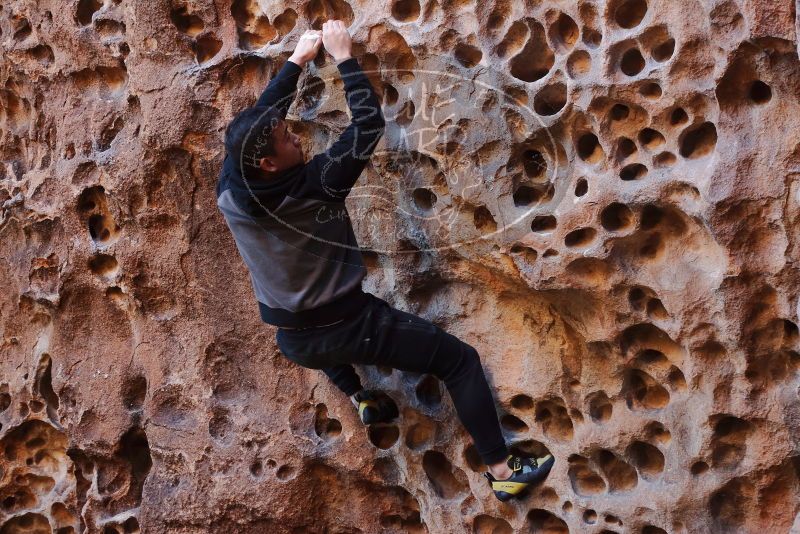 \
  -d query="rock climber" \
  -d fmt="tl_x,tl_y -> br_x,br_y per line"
215,20 -> 554,501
